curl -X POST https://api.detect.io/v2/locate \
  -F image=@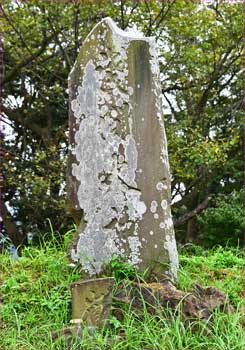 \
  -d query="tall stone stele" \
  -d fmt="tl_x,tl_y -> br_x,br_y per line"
68,18 -> 179,282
